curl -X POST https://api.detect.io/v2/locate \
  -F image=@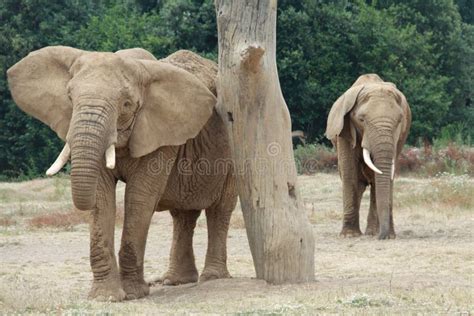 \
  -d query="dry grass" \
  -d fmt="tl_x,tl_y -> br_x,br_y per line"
23,207 -> 125,230
0,216 -> 16,227
0,174 -> 472,314
27,210 -> 89,230
395,173 -> 474,211
0,179 -> 126,231
229,203 -> 246,229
